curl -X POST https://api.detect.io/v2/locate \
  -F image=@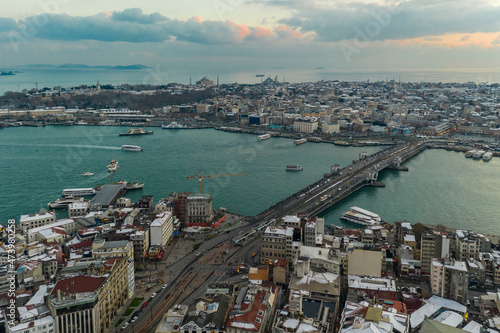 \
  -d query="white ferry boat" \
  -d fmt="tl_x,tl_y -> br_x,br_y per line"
340,211 -> 378,226
49,196 -> 86,209
482,151 -> 493,161
294,138 -> 307,145
108,159 -> 118,172
473,150 -> 485,159
340,206 -> 382,226
465,149 -> 477,158
162,122 -> 187,129
258,134 -> 271,140
349,206 -> 382,223
121,145 -> 143,152
62,188 -> 96,197
286,165 -> 303,171
82,172 -> 94,176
